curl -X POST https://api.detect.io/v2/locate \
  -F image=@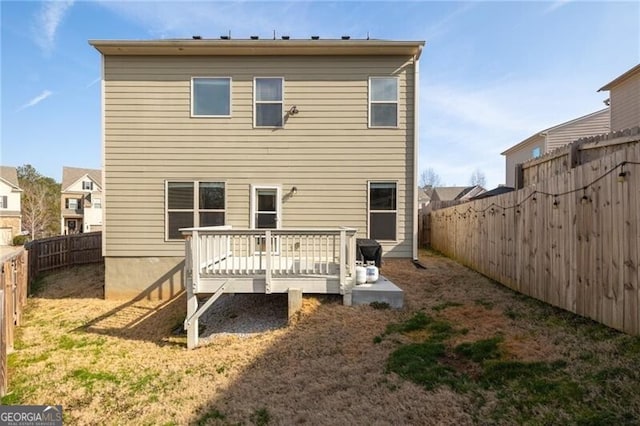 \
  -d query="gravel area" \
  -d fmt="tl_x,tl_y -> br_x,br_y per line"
199,293 -> 289,342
